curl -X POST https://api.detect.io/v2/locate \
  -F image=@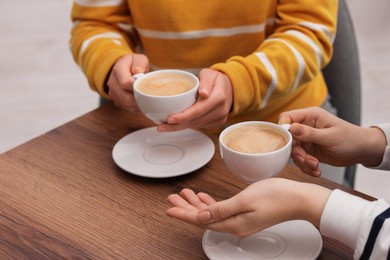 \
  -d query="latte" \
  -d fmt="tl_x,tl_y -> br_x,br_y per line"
137,72 -> 195,96
223,125 -> 288,154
